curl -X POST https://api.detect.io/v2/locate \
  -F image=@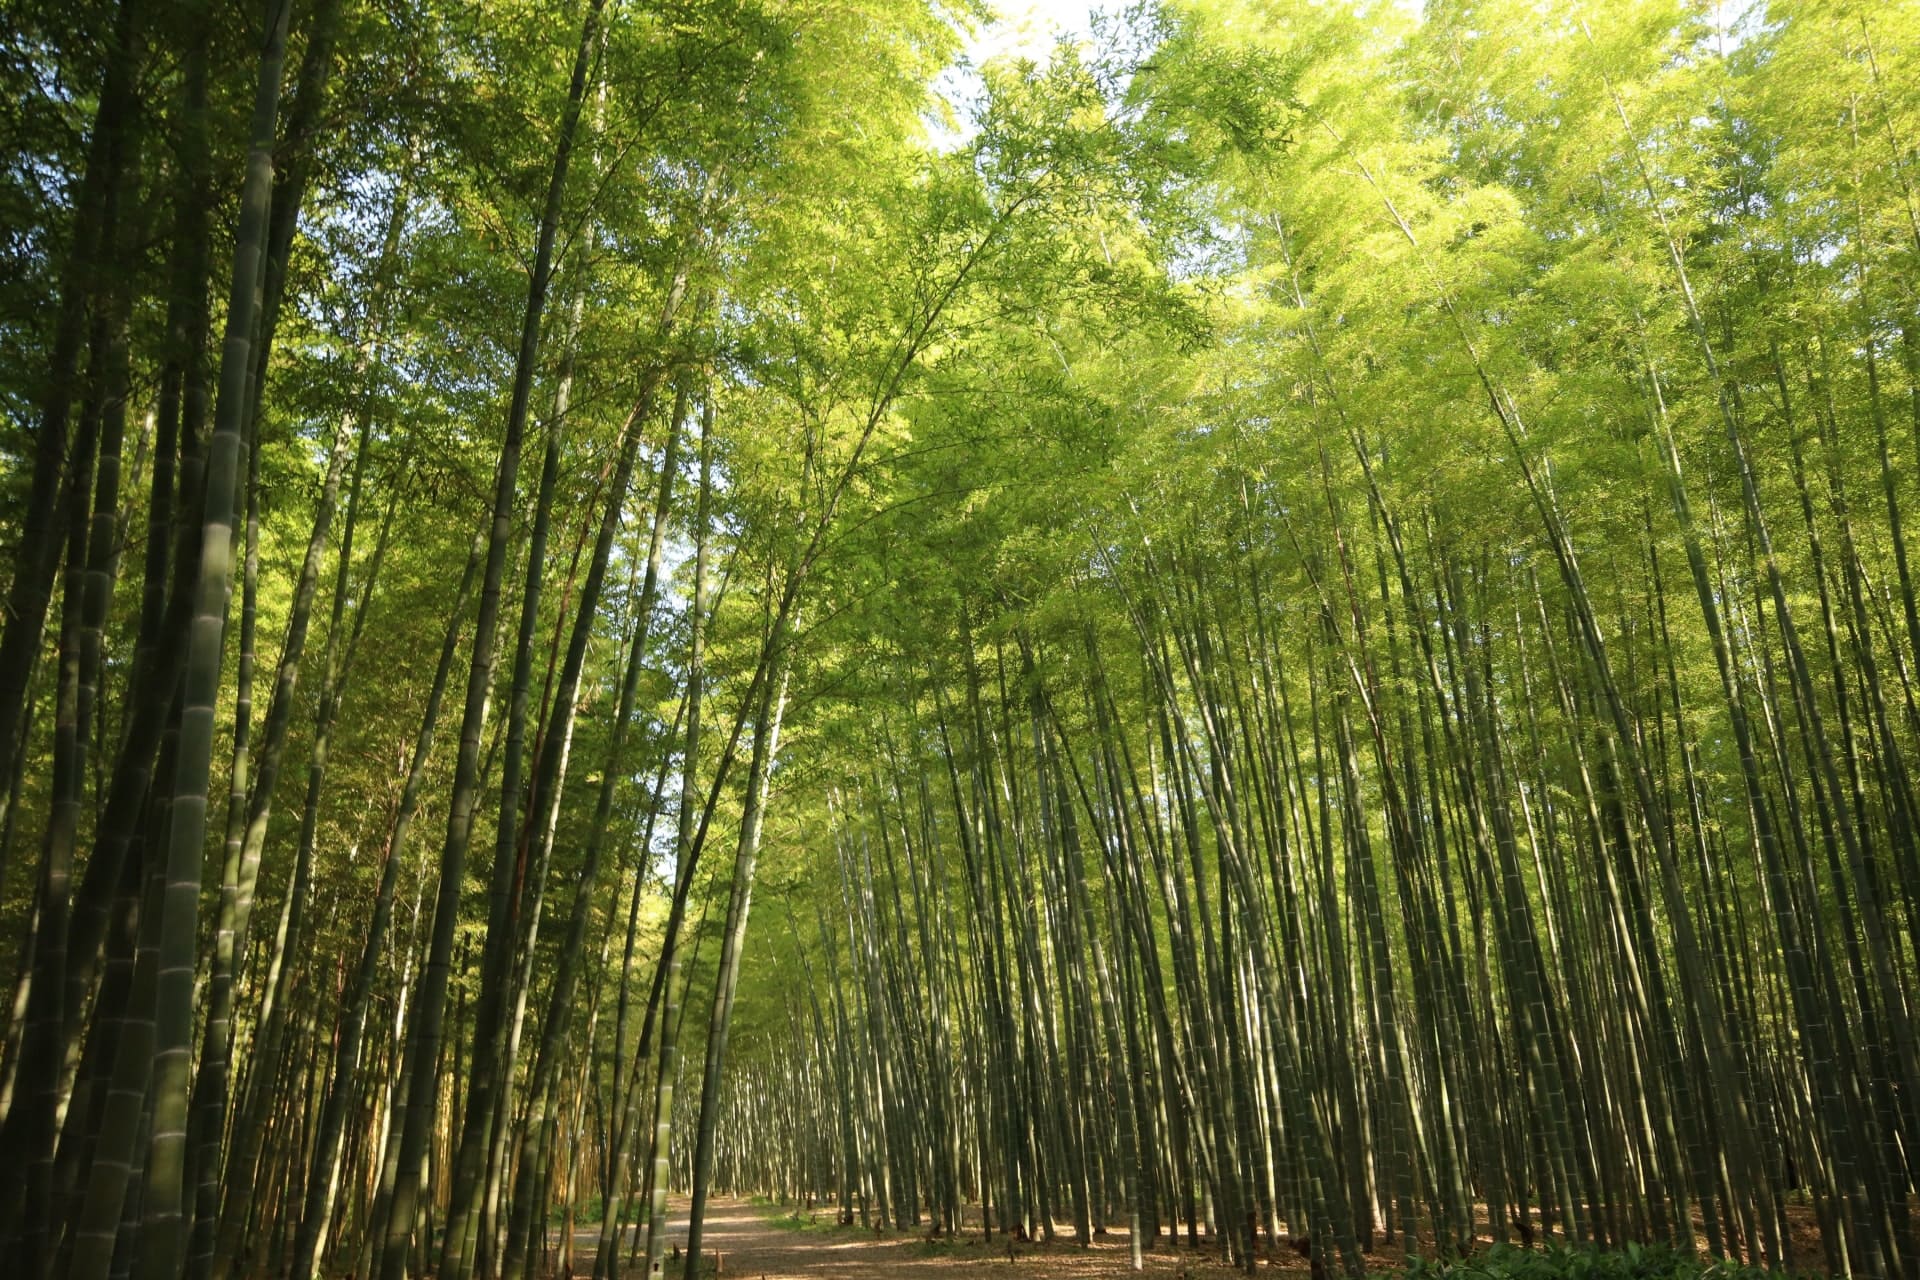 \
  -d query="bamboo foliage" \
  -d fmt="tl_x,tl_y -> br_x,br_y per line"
3,2 -> 1920,1279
